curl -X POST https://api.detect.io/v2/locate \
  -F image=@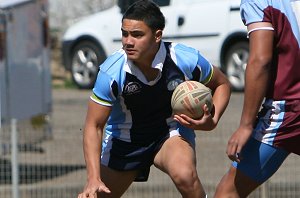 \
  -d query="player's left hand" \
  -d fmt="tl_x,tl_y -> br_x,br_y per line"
173,104 -> 217,131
